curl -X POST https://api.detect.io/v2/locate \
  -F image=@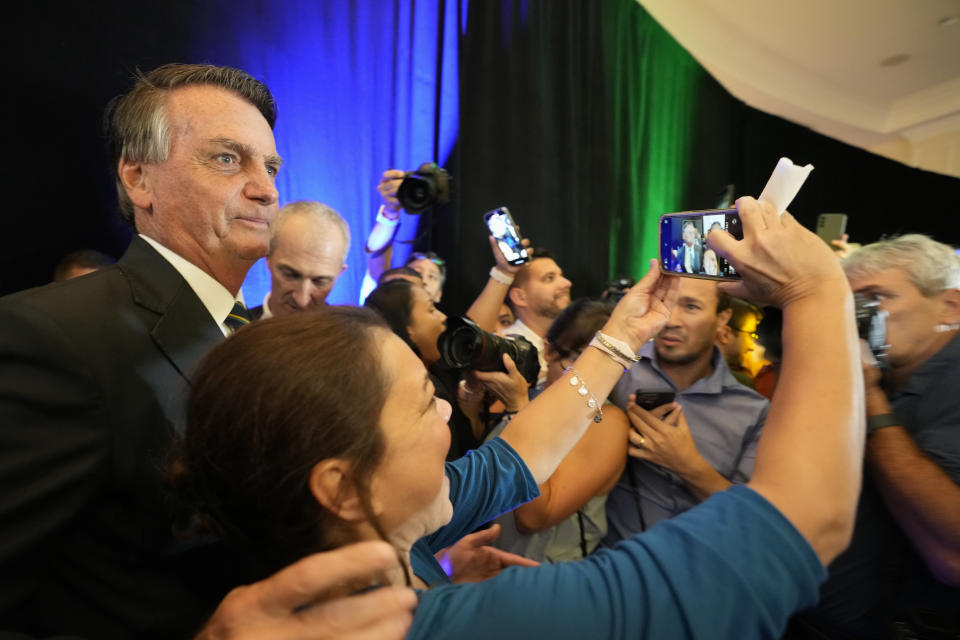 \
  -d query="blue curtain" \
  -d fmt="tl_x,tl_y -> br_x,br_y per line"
192,1 -> 464,305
